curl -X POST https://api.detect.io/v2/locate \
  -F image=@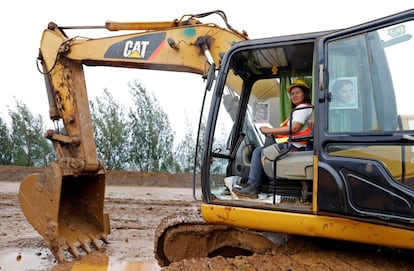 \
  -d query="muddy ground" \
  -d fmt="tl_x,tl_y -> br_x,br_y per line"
1,166 -> 414,271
